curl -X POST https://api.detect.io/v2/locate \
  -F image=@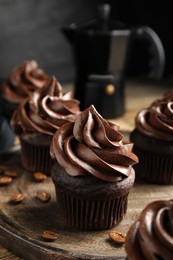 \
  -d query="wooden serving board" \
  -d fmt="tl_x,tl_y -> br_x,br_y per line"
0,149 -> 173,260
